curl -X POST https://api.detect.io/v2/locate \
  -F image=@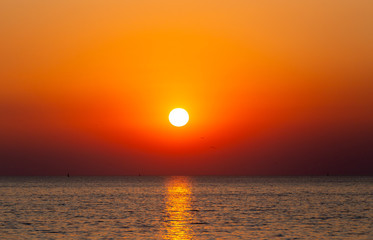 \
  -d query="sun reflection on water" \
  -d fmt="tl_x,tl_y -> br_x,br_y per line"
162,177 -> 194,240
